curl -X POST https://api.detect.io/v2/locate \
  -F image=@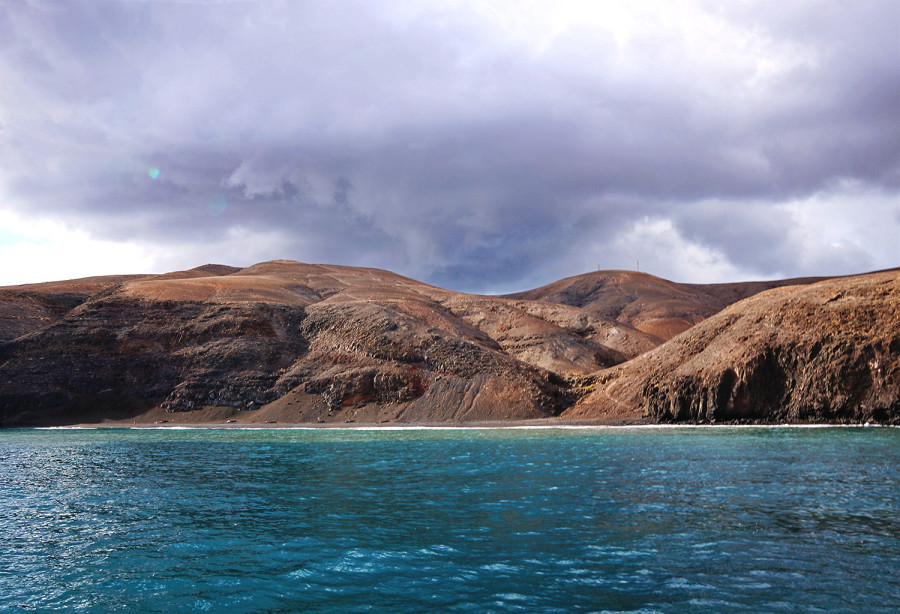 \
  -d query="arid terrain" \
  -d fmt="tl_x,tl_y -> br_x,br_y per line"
0,261 -> 896,426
